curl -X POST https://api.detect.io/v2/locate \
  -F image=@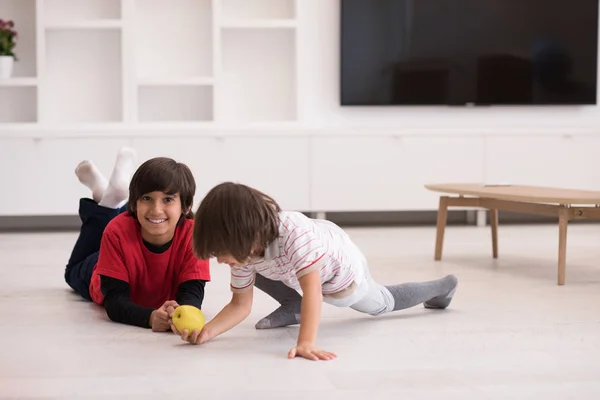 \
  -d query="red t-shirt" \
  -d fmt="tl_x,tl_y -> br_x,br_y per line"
89,213 -> 211,309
